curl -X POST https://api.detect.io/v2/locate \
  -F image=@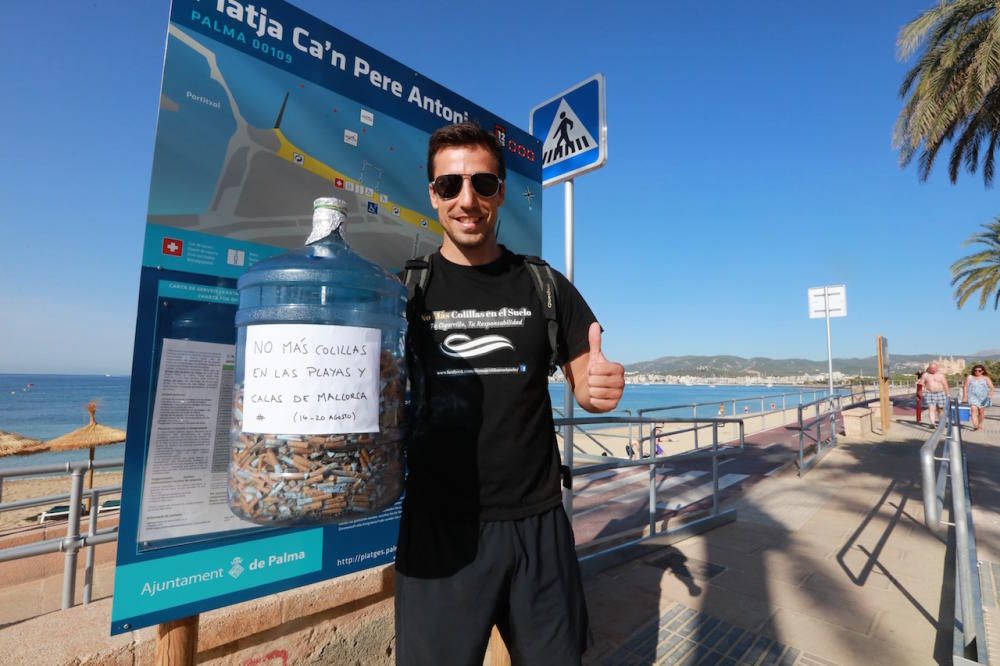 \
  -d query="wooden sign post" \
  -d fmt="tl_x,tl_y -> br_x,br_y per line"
485,626 -> 512,665
155,615 -> 199,665
876,336 -> 891,433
